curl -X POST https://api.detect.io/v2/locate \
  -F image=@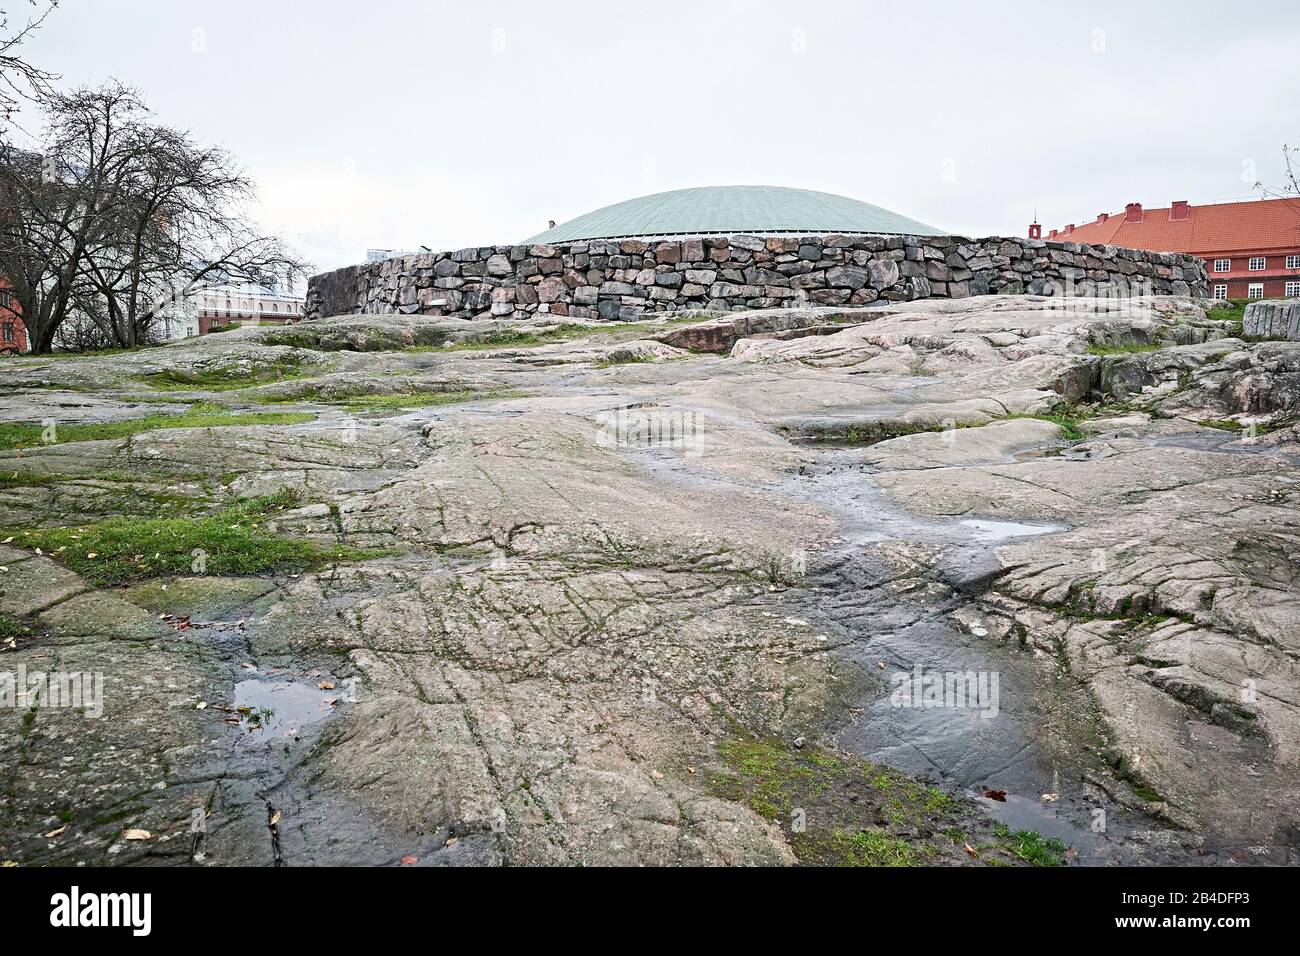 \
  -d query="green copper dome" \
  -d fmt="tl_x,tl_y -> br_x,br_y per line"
524,185 -> 943,243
